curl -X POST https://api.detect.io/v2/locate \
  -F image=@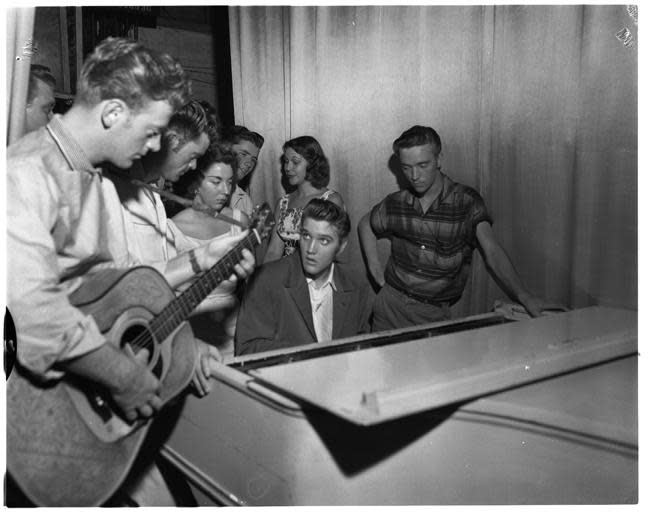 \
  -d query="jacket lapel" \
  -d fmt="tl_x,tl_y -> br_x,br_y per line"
332,291 -> 353,340
285,254 -> 317,340
331,265 -> 353,340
